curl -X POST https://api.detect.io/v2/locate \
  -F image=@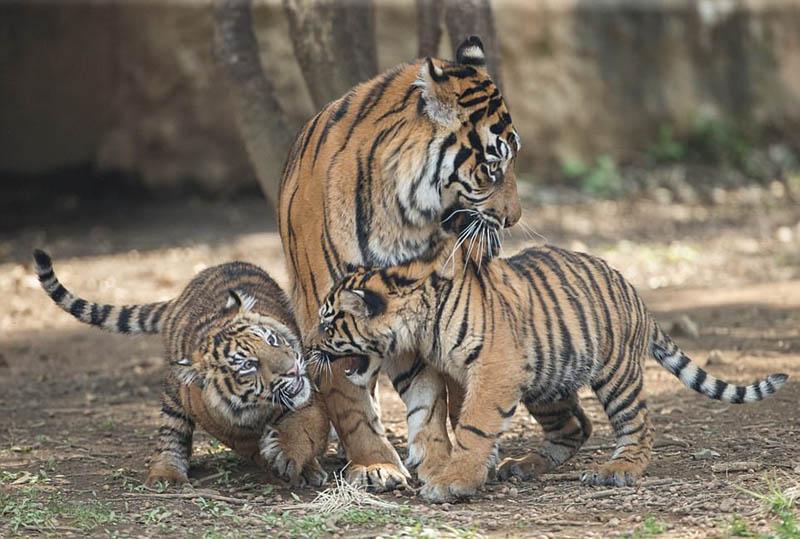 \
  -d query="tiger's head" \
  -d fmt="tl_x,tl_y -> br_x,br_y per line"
309,268 -> 425,386
172,290 -> 311,420
412,35 -> 522,239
